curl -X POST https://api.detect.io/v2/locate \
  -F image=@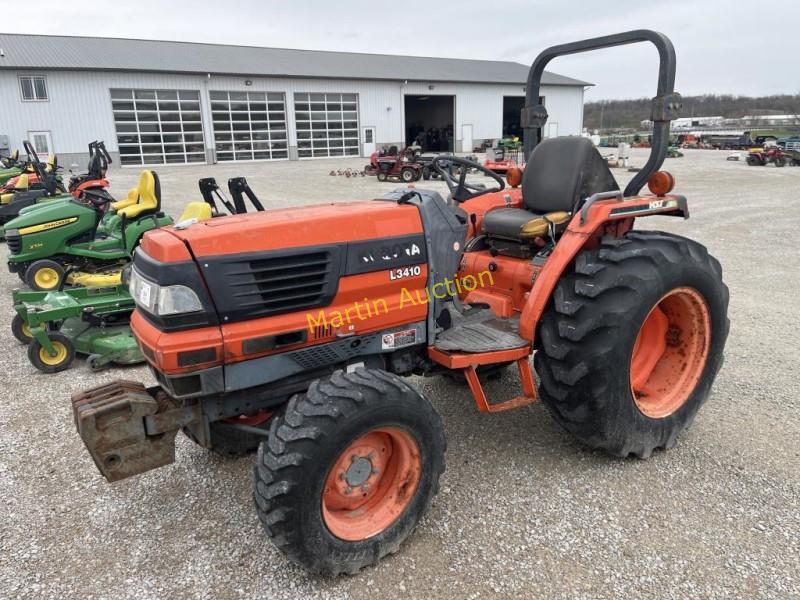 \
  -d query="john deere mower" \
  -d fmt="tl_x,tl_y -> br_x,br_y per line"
71,30 -> 729,576
11,177 -> 266,372
0,142 -> 70,226
0,149 -> 24,185
5,169 -> 173,291
0,141 -> 113,228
